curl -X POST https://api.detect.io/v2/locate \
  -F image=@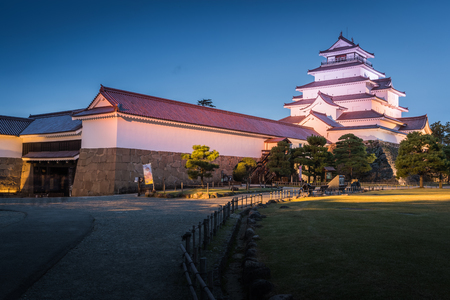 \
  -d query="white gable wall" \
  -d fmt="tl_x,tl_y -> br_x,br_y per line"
0,135 -> 22,158
81,117 -> 118,149
327,129 -> 405,144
